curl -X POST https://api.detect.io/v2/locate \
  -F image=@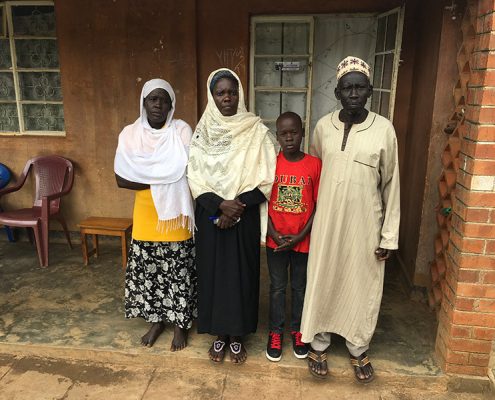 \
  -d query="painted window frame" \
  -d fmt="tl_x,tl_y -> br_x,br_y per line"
249,15 -> 314,152
370,6 -> 405,121
0,0 -> 65,137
